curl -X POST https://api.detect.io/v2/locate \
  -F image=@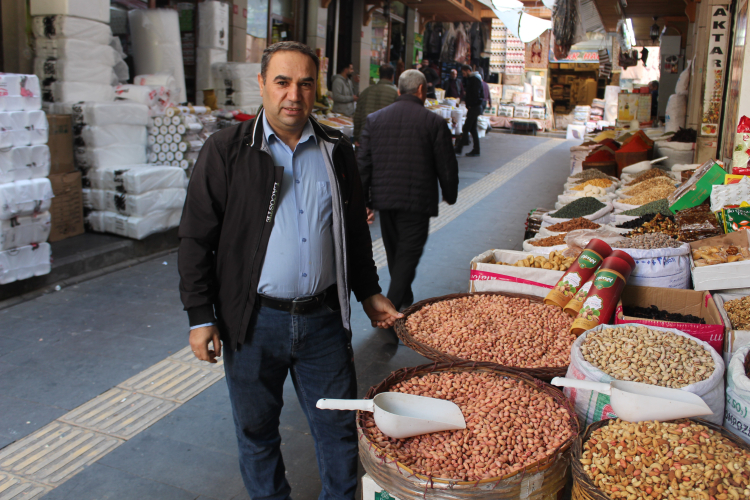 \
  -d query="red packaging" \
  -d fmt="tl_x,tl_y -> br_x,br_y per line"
544,239 -> 613,309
